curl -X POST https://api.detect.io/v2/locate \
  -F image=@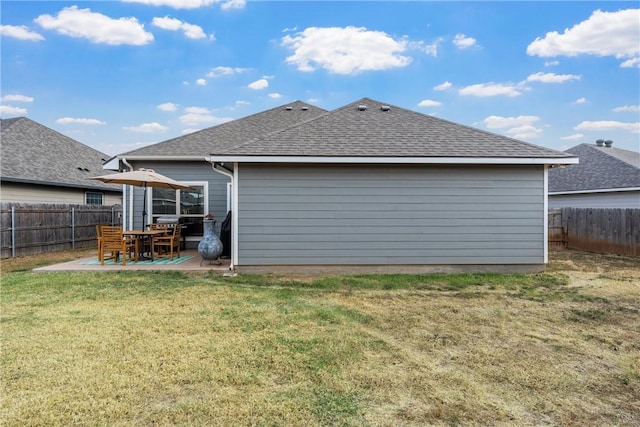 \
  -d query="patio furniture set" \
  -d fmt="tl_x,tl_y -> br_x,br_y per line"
96,224 -> 181,265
